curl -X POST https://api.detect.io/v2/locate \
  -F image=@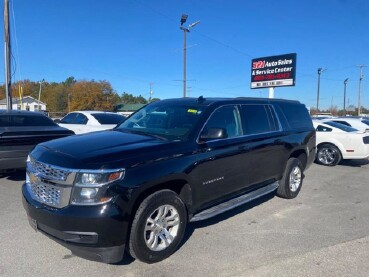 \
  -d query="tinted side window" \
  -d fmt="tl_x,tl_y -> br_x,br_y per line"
92,113 -> 126,125
277,103 -> 313,129
60,113 -> 78,124
0,115 -> 56,127
203,105 -> 241,139
361,119 -> 369,126
332,120 -> 351,127
316,125 -> 332,132
240,105 -> 276,135
74,113 -> 88,124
